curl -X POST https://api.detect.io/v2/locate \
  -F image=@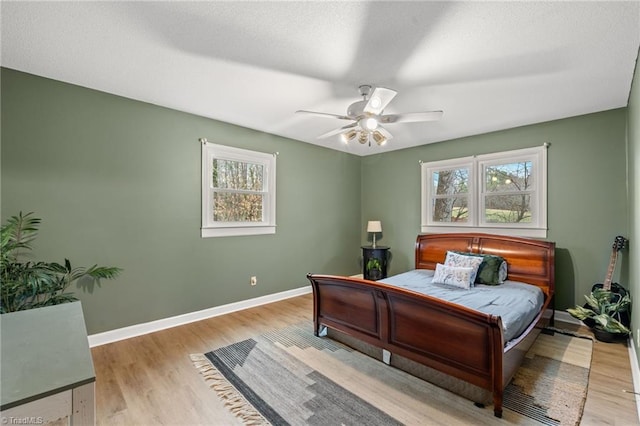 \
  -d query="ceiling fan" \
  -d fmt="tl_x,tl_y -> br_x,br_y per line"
296,85 -> 443,146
